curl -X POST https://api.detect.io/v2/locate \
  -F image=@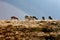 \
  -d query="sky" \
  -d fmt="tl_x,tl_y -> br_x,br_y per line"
0,0 -> 60,20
